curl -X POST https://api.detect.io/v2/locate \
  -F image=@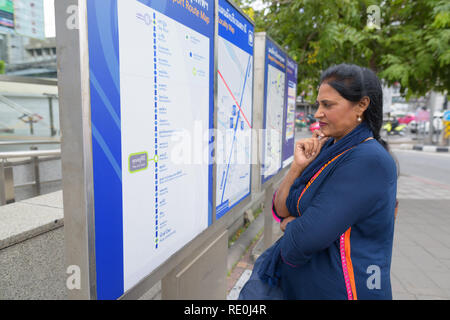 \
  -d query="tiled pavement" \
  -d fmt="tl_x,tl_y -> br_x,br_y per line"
391,197 -> 450,299
226,174 -> 450,300
397,175 -> 450,200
